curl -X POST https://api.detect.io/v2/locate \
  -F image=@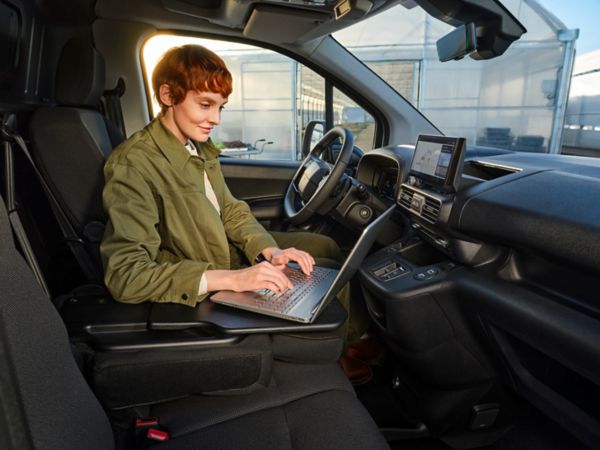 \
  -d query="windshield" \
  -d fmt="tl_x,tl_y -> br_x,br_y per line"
334,0 -> 597,157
